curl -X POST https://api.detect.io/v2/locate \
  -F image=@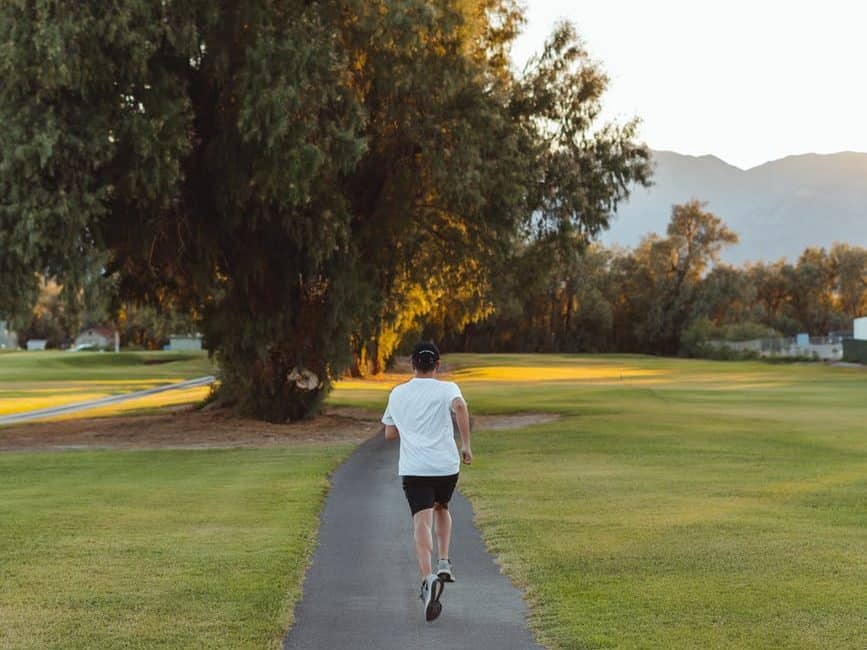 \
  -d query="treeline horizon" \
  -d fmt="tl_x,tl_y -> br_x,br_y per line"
431,201 -> 867,359
15,200 -> 866,366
